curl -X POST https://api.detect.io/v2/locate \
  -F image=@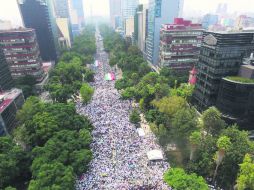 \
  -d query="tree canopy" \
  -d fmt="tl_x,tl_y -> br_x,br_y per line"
164,168 -> 209,190
80,83 -> 94,104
